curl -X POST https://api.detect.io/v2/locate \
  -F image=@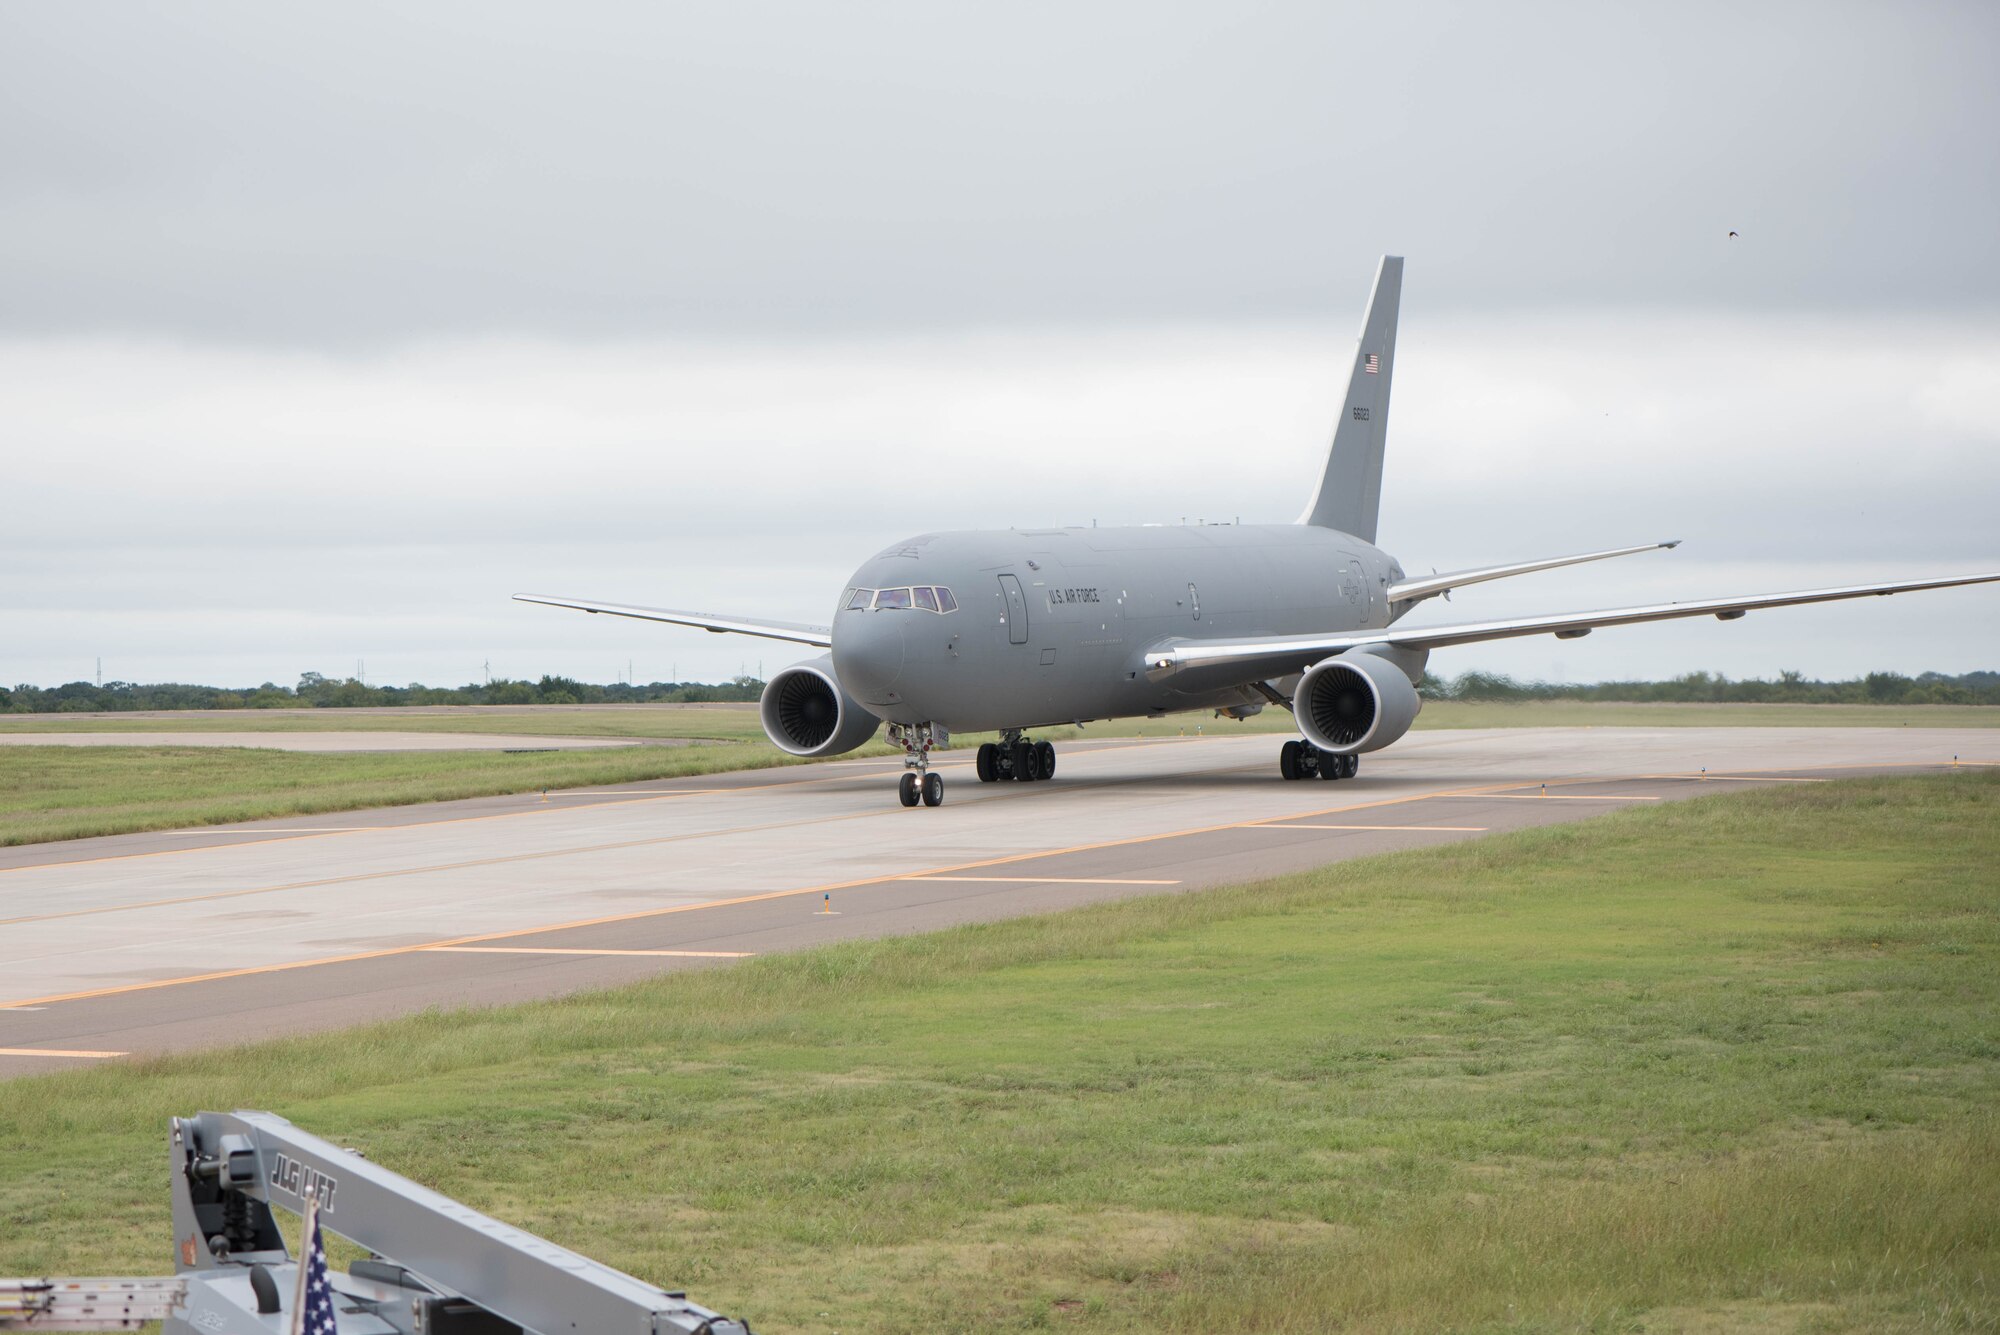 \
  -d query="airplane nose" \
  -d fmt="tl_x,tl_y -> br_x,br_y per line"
834,613 -> 905,704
